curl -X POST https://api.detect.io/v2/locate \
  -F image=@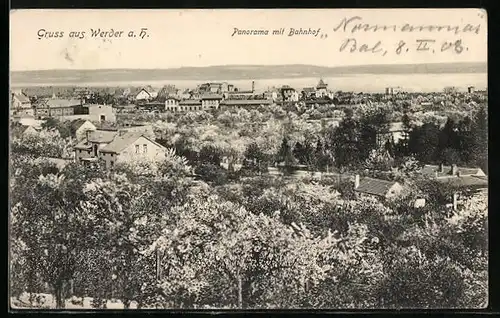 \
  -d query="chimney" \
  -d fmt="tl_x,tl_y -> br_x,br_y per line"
439,163 -> 444,173
354,174 -> 360,189
451,164 -> 458,176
